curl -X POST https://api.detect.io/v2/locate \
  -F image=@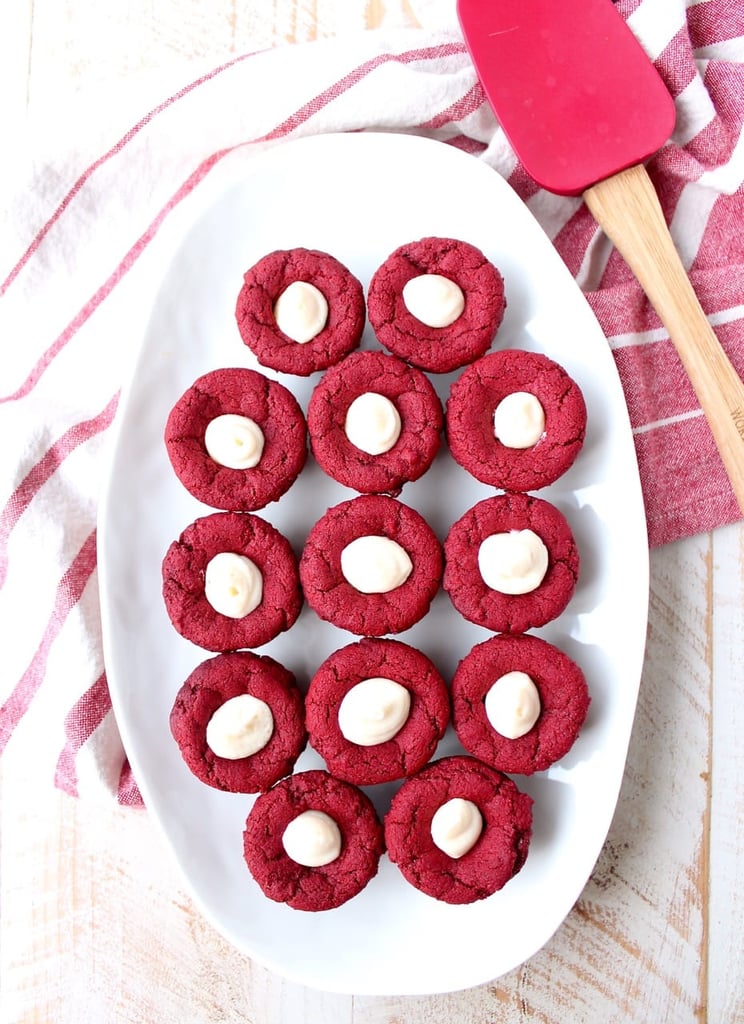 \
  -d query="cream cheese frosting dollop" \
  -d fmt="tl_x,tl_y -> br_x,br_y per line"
478,529 -> 548,595
430,798 -> 483,859
282,810 -> 342,867
485,671 -> 541,739
337,677 -> 411,746
274,280 -> 329,343
205,694 -> 274,759
344,392 -> 402,455
402,273 -> 465,328
493,392 -> 546,449
204,413 -> 265,469
204,552 -> 263,618
340,535 -> 413,594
